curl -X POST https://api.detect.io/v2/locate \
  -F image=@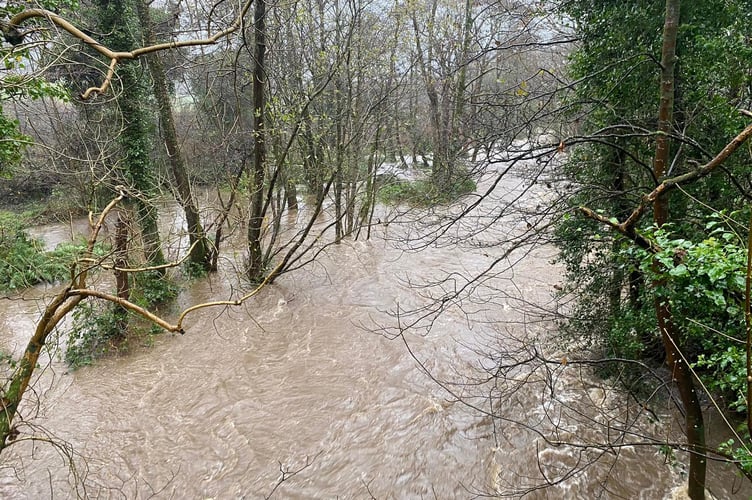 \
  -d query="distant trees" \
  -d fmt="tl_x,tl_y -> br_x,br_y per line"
2,0 -> 559,281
